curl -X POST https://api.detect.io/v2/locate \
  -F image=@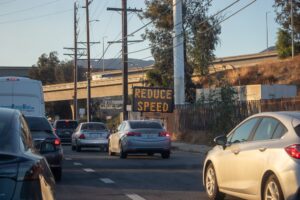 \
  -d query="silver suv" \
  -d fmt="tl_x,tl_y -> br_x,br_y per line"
203,112 -> 300,200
